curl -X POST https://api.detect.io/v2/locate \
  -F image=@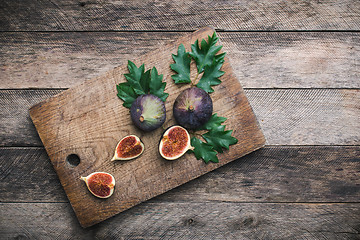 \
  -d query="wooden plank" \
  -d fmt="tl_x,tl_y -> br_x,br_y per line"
1,202 -> 359,239
28,27 -> 265,227
0,147 -> 67,202
1,89 -> 359,147
1,146 -> 359,203
157,146 -> 360,203
1,0 -> 359,31
0,32 -> 176,89
0,89 -> 63,147
1,32 -> 359,89
247,89 -> 360,146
